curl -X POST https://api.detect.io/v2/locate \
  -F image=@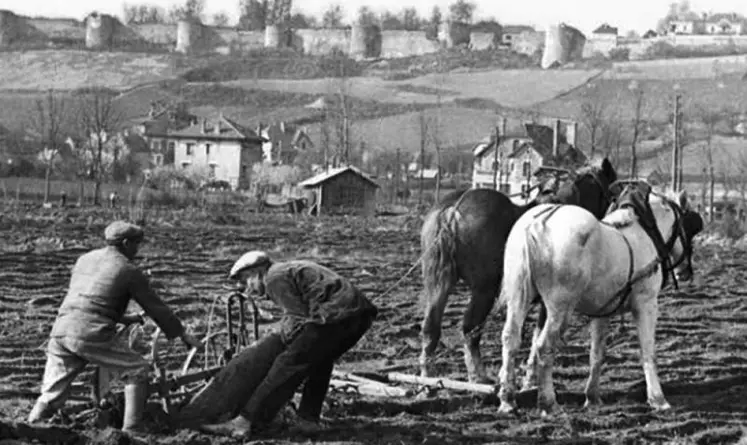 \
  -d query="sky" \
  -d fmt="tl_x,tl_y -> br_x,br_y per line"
3,0 -> 747,36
